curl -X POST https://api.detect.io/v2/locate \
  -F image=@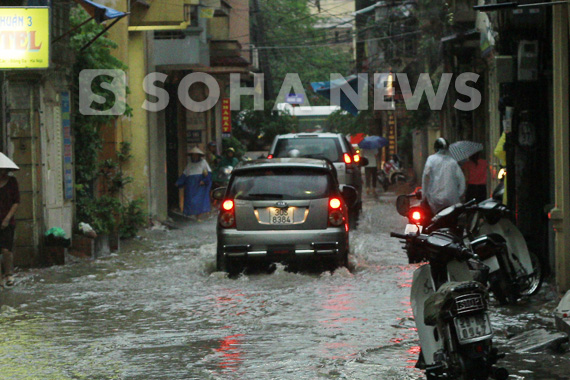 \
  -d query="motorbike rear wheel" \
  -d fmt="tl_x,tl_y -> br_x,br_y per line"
519,251 -> 543,296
